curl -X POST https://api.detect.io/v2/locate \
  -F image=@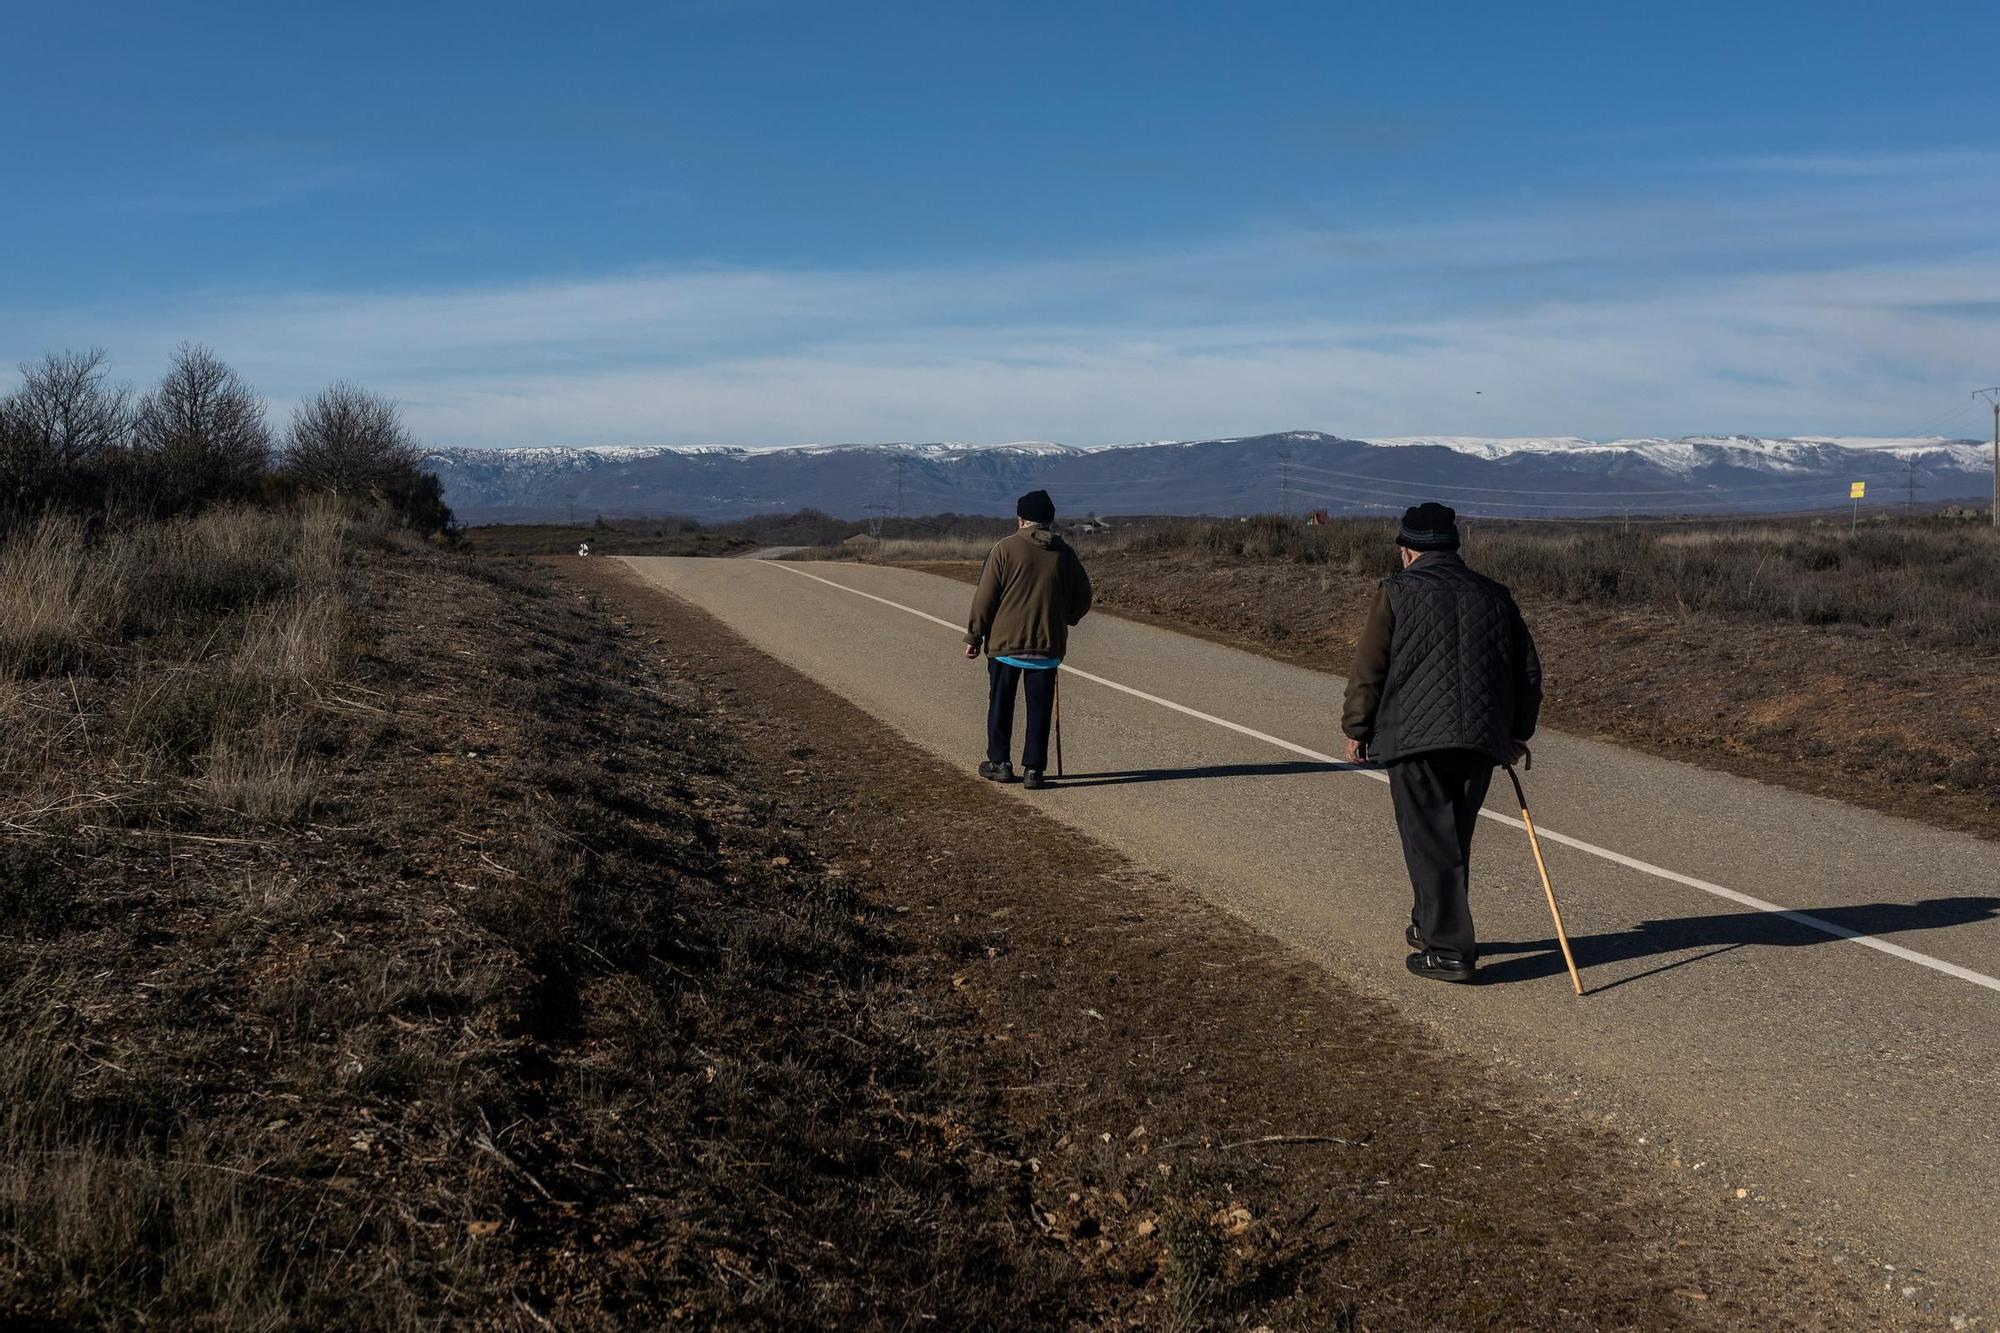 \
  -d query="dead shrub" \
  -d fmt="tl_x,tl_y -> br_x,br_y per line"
125,508 -> 305,633
209,873 -> 330,946
199,721 -> 318,823
290,495 -> 348,587
0,514 -> 129,676
120,668 -> 258,767
234,592 -> 347,696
